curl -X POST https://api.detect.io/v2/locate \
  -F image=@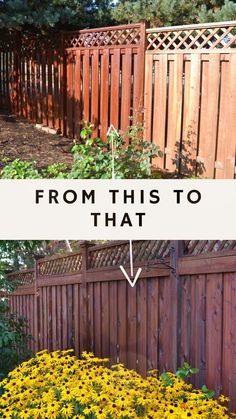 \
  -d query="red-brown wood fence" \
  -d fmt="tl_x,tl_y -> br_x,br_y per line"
1,21 -> 236,177
5,240 -> 236,411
